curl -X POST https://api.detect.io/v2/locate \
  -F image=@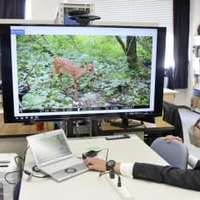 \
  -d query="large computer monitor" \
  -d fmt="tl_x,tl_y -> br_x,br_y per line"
0,24 -> 166,123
